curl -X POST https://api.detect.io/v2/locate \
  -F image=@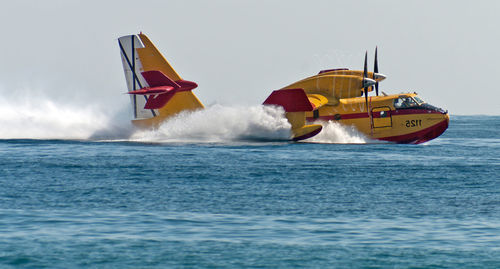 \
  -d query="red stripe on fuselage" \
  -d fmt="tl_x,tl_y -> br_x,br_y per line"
308,109 -> 441,122
390,109 -> 442,116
